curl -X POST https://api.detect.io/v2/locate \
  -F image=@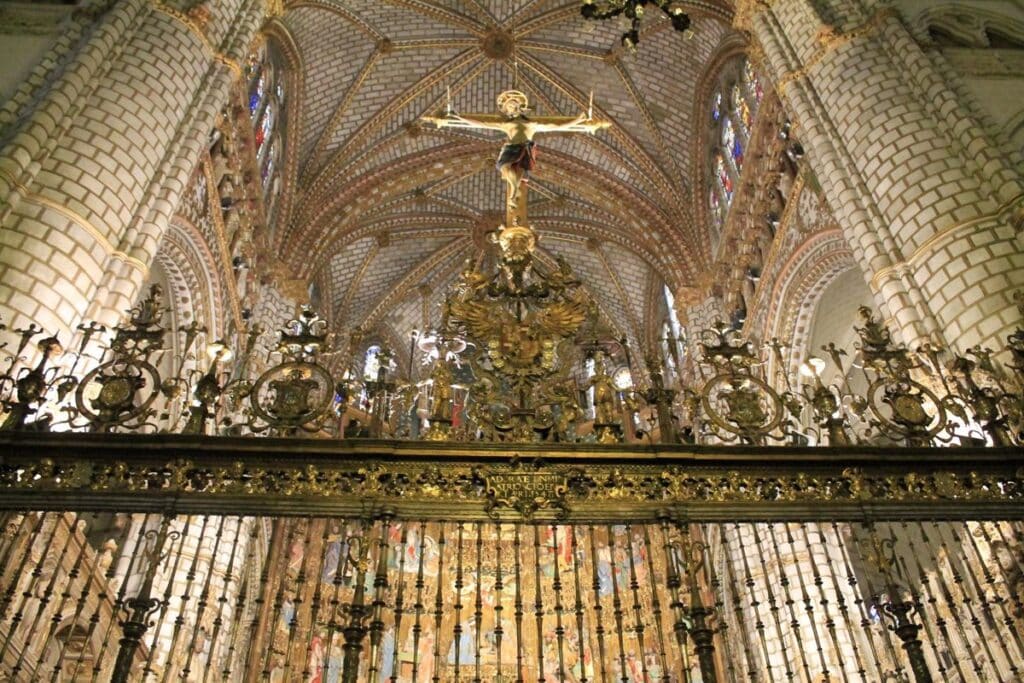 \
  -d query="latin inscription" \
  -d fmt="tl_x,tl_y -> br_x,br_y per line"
487,472 -> 566,500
